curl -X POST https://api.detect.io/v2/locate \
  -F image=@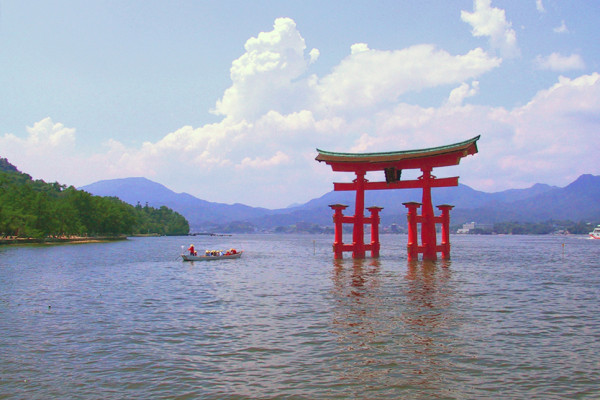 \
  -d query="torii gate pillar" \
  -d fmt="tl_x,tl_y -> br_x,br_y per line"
403,201 -> 421,261
352,171 -> 366,259
419,167 -> 438,260
403,201 -> 455,261
328,203 -> 383,259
